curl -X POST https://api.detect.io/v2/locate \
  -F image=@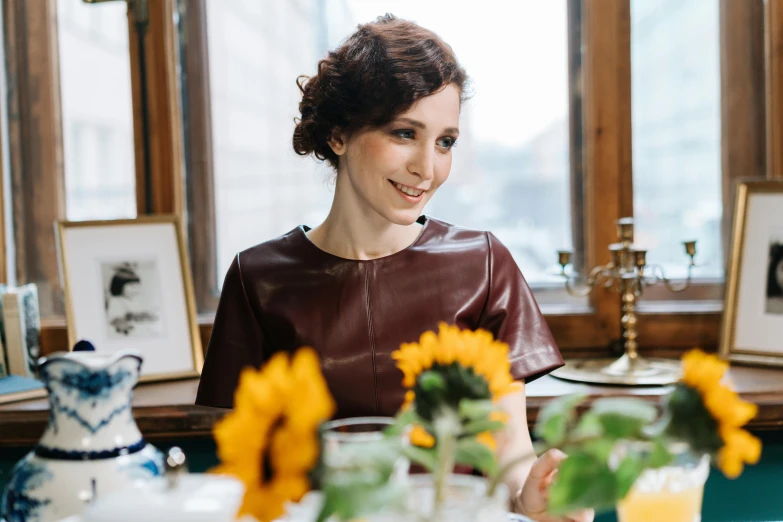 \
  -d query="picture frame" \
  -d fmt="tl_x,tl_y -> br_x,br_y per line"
720,180 -> 783,367
55,215 -> 203,382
